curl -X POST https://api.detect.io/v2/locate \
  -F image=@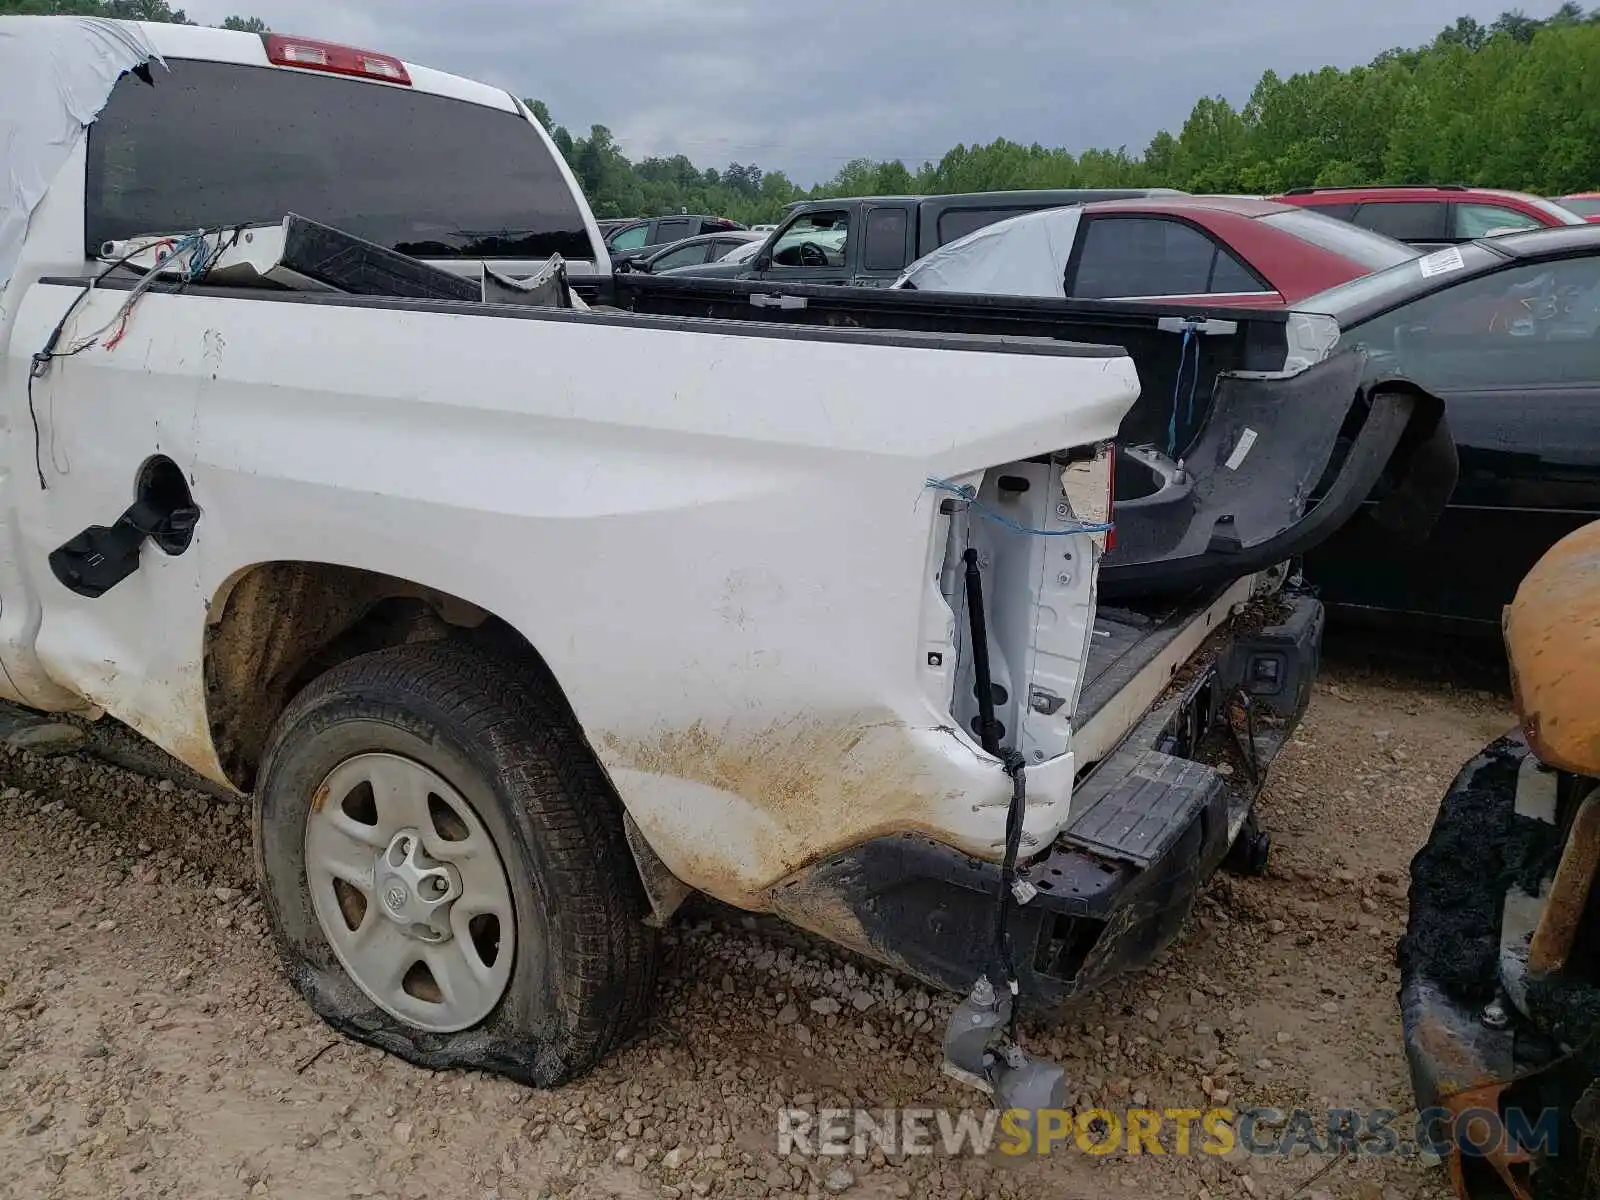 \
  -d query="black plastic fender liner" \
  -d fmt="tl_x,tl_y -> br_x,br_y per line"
1363,387 -> 1459,545
1099,348 -> 1455,598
